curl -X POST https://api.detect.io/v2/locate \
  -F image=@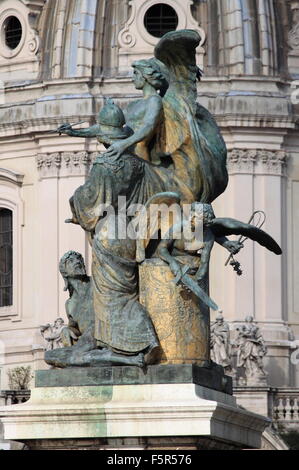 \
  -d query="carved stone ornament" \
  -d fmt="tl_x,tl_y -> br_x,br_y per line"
288,6 -> 299,51
234,316 -> 268,386
0,0 -> 42,60
20,0 -> 46,17
36,152 -> 97,178
118,0 -> 206,73
227,149 -> 288,176
227,149 -> 257,174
